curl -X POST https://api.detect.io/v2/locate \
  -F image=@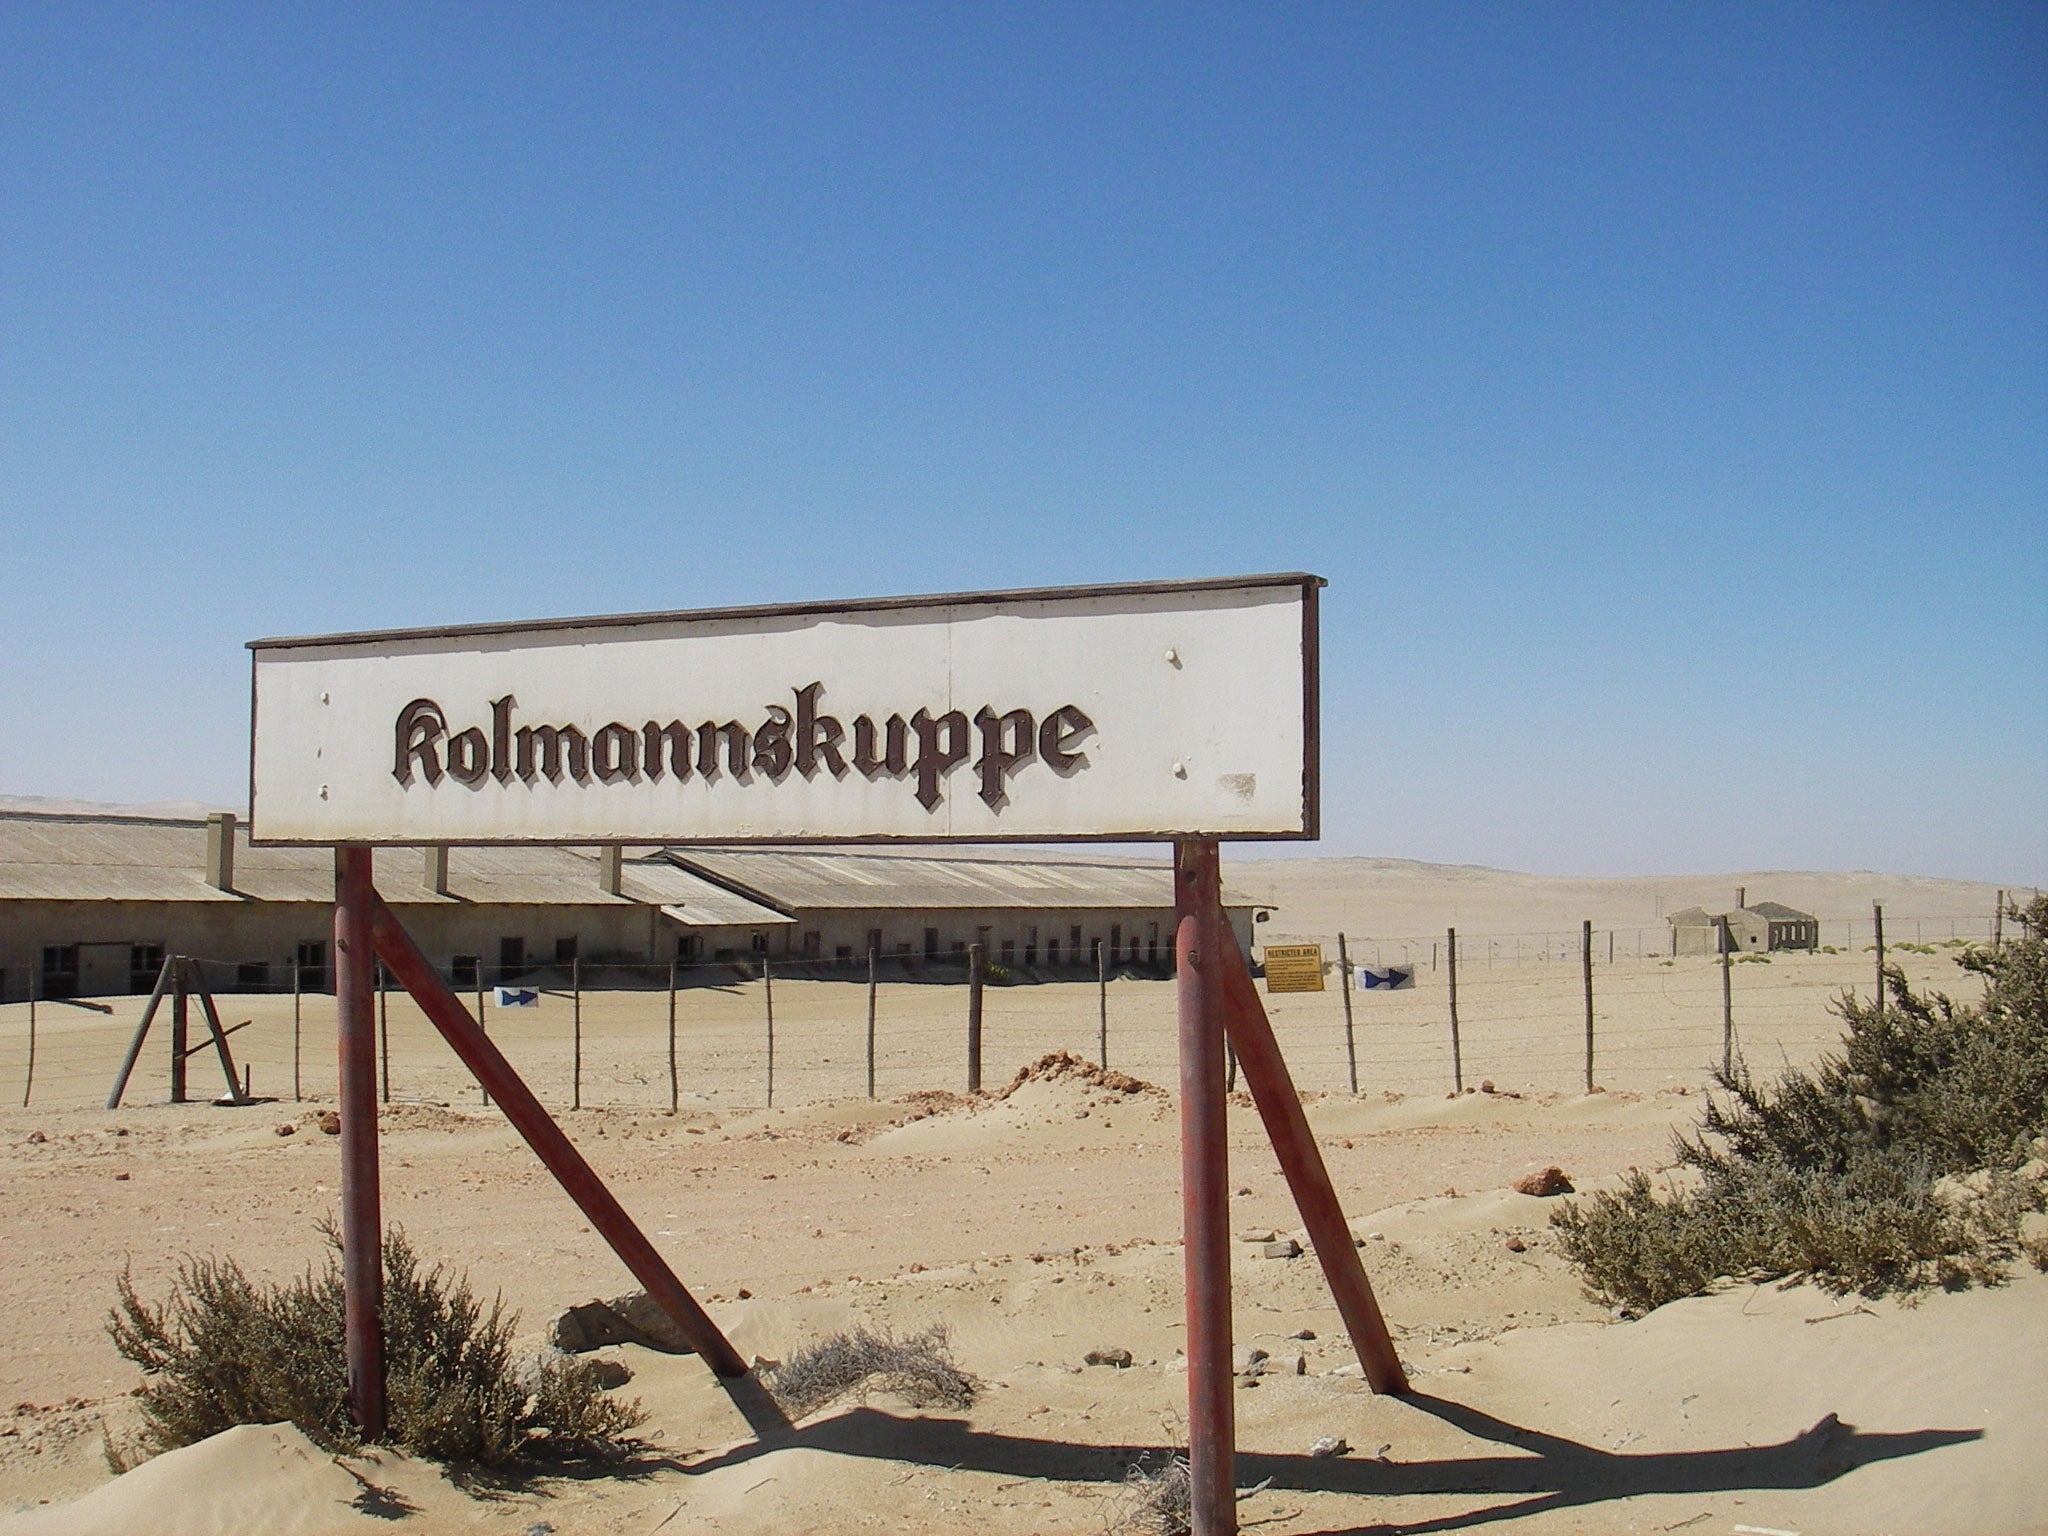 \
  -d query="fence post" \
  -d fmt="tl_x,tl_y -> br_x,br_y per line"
966,943 -> 985,1093
1337,932 -> 1358,1095
22,968 -> 37,1109
1096,940 -> 1108,1068
377,961 -> 391,1104
1994,891 -> 2005,952
292,962 -> 303,1102
476,976 -> 490,1108
1719,916 -> 1734,1076
572,956 -> 583,1111
1873,902 -> 1885,1010
170,957 -> 189,1105
1447,927 -> 1462,1093
1581,920 -> 1594,1093
763,954 -> 775,1109
865,947 -> 878,1099
667,961 -> 679,1114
